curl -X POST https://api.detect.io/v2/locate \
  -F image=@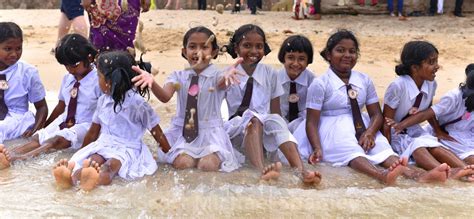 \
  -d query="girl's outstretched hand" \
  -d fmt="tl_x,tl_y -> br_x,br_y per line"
385,117 -> 404,134
224,58 -> 245,86
309,146 -> 322,165
131,65 -> 154,89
